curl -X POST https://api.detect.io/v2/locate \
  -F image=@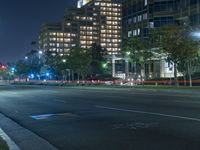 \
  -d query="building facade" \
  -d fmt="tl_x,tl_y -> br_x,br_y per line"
123,0 -> 177,38
39,23 -> 77,55
39,0 -> 122,55
123,0 -> 200,39
122,0 -> 200,79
